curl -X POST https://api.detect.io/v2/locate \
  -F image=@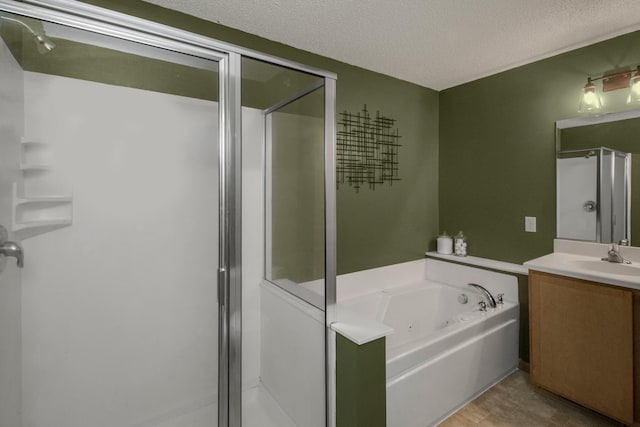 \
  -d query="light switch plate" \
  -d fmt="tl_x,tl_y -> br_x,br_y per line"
525,216 -> 536,232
